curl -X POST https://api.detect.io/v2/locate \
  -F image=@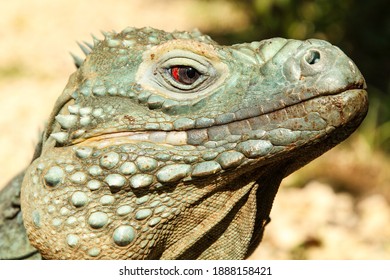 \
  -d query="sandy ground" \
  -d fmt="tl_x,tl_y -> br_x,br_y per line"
1,0 -> 389,260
